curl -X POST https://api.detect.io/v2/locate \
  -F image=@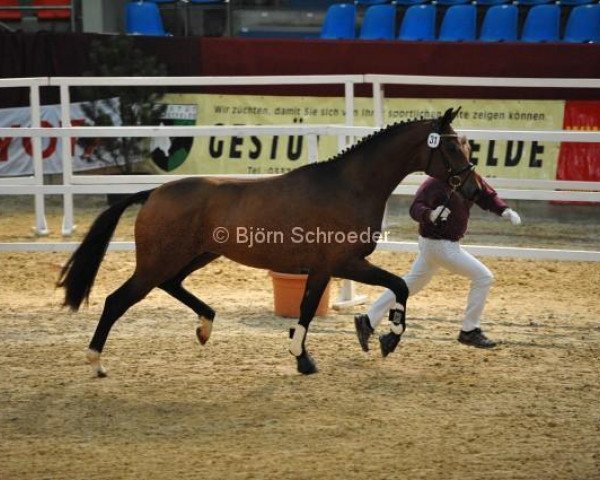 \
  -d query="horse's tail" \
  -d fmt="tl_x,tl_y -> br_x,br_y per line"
57,189 -> 154,311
